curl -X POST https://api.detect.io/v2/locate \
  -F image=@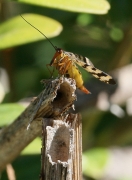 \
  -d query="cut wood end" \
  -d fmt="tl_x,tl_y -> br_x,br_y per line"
37,76 -> 77,118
